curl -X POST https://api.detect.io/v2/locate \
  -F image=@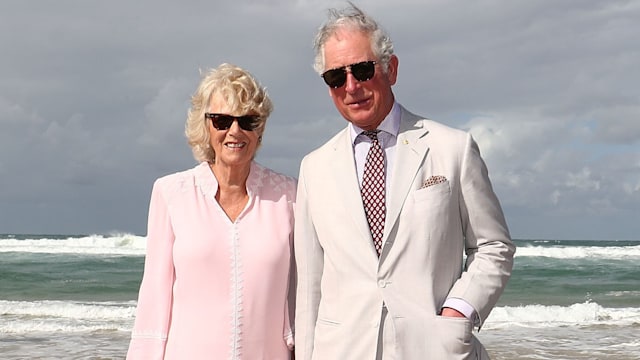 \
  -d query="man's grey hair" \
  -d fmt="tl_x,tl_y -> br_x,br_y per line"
312,2 -> 394,75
